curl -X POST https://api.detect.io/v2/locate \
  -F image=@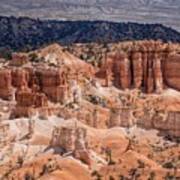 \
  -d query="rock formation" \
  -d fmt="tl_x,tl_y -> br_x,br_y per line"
0,42 -> 179,135
50,124 -> 92,165
0,123 -> 10,147
164,54 -> 180,91
11,68 -> 29,88
109,107 -> 135,128
0,69 -> 13,100
0,43 -> 96,118
0,41 -> 180,180
9,53 -> 29,66
97,41 -> 180,93
36,68 -> 69,104
51,125 -> 88,151
153,111 -> 180,137
51,126 -> 77,152
11,86 -> 49,118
